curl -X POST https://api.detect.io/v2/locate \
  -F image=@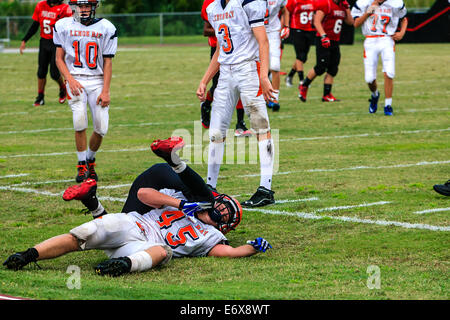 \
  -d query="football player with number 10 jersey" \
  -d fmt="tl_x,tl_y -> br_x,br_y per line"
53,0 -> 117,184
